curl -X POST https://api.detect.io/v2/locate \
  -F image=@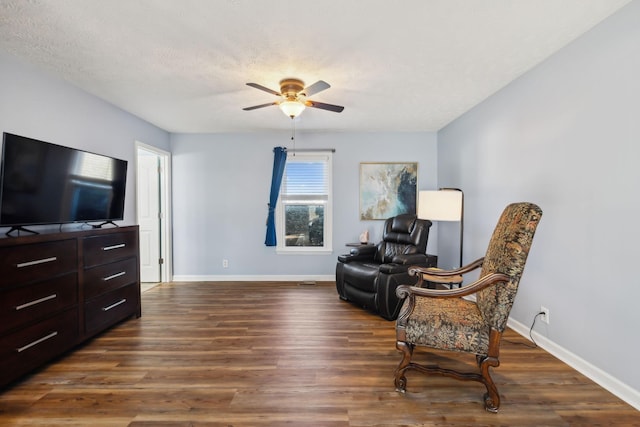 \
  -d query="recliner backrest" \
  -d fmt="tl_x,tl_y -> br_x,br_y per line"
374,214 -> 431,264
